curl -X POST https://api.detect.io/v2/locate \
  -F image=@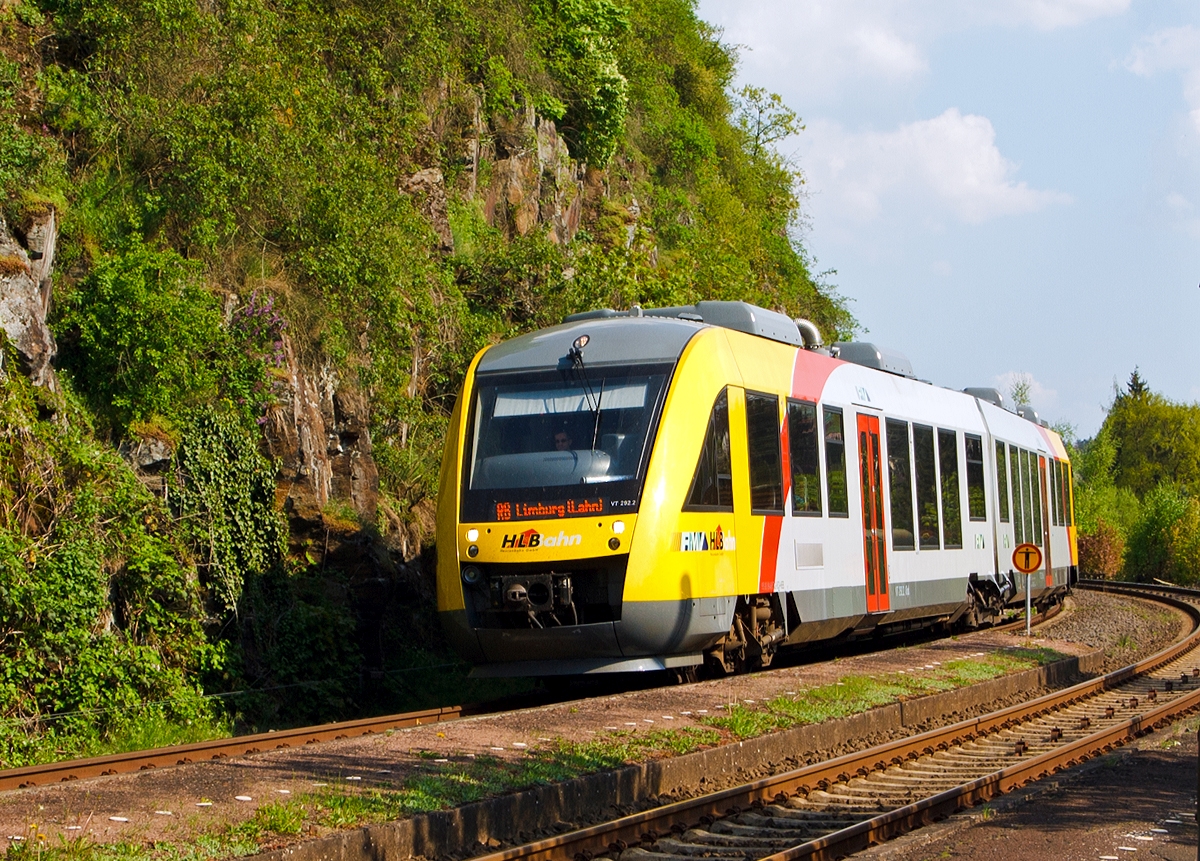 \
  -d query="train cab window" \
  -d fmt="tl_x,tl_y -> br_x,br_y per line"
787,399 -> 822,515
684,389 -> 733,511
995,442 -> 1010,523
965,434 -> 986,522
824,407 -> 849,516
913,424 -> 939,549
938,428 -> 963,549
746,392 -> 784,514
886,419 -> 915,550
